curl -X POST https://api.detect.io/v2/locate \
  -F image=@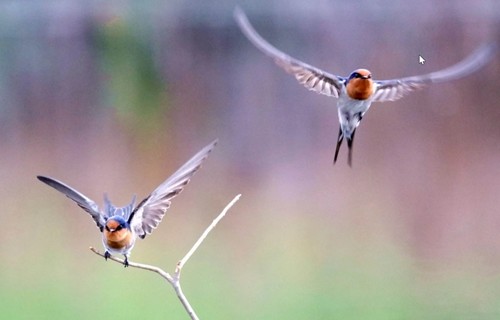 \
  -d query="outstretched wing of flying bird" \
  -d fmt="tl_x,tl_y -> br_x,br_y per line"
234,7 -> 346,98
372,44 -> 496,102
37,175 -> 106,231
129,140 -> 218,239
